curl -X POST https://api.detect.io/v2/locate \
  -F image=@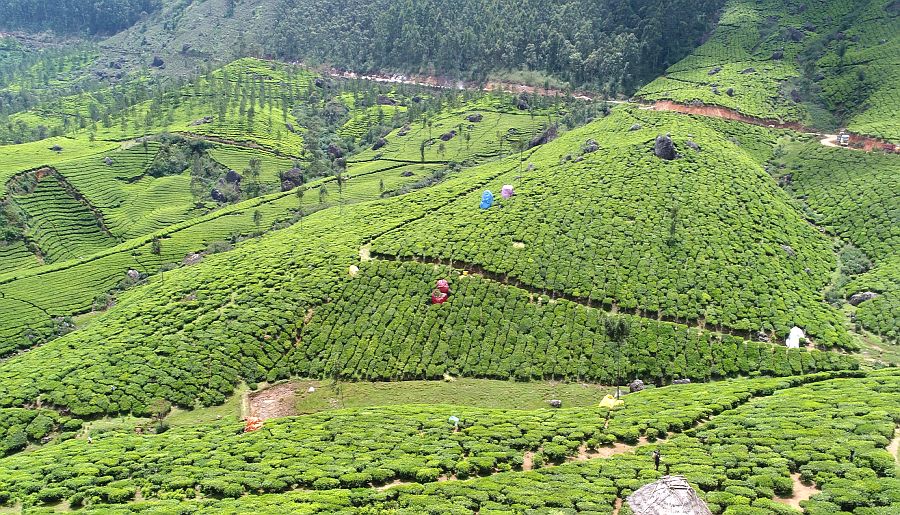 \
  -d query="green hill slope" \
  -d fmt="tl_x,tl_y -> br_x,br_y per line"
372,108 -> 849,345
779,142 -> 899,345
638,0 -> 900,140
0,108 -> 860,421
